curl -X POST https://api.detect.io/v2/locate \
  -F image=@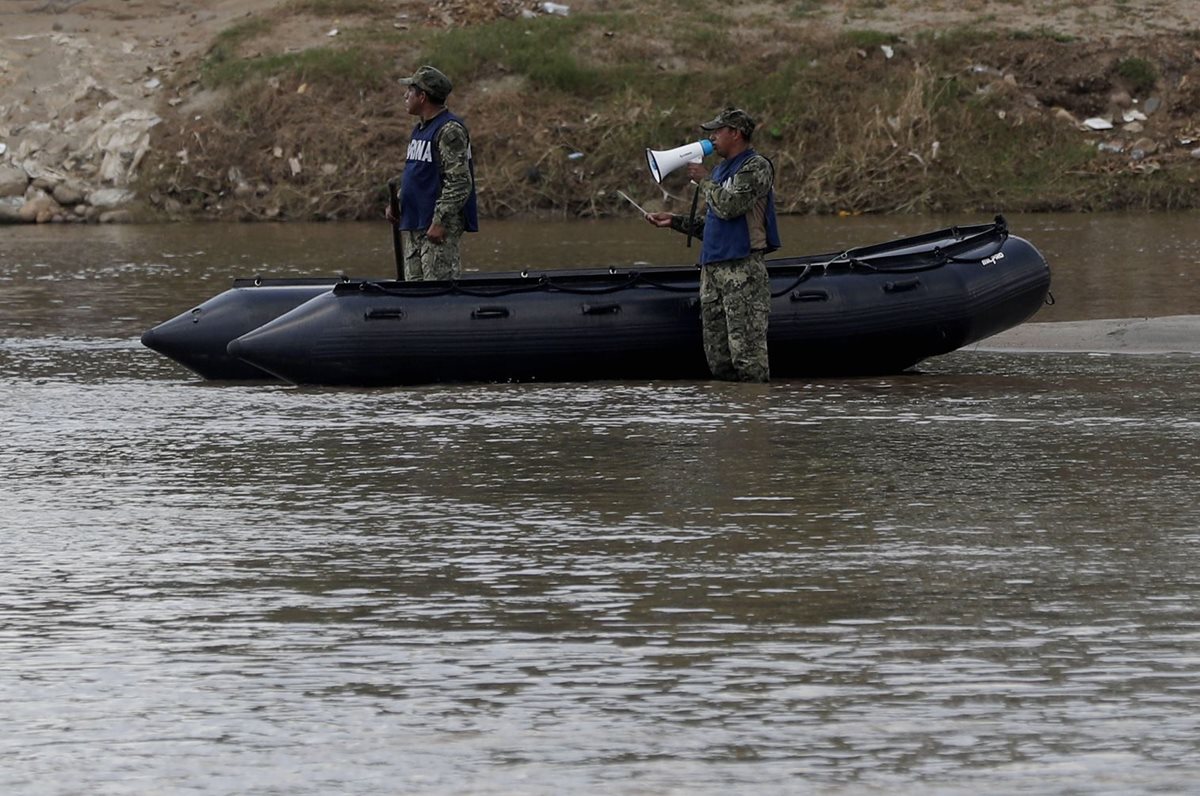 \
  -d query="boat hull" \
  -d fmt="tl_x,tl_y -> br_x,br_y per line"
140,278 -> 349,379
225,220 -> 1051,386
